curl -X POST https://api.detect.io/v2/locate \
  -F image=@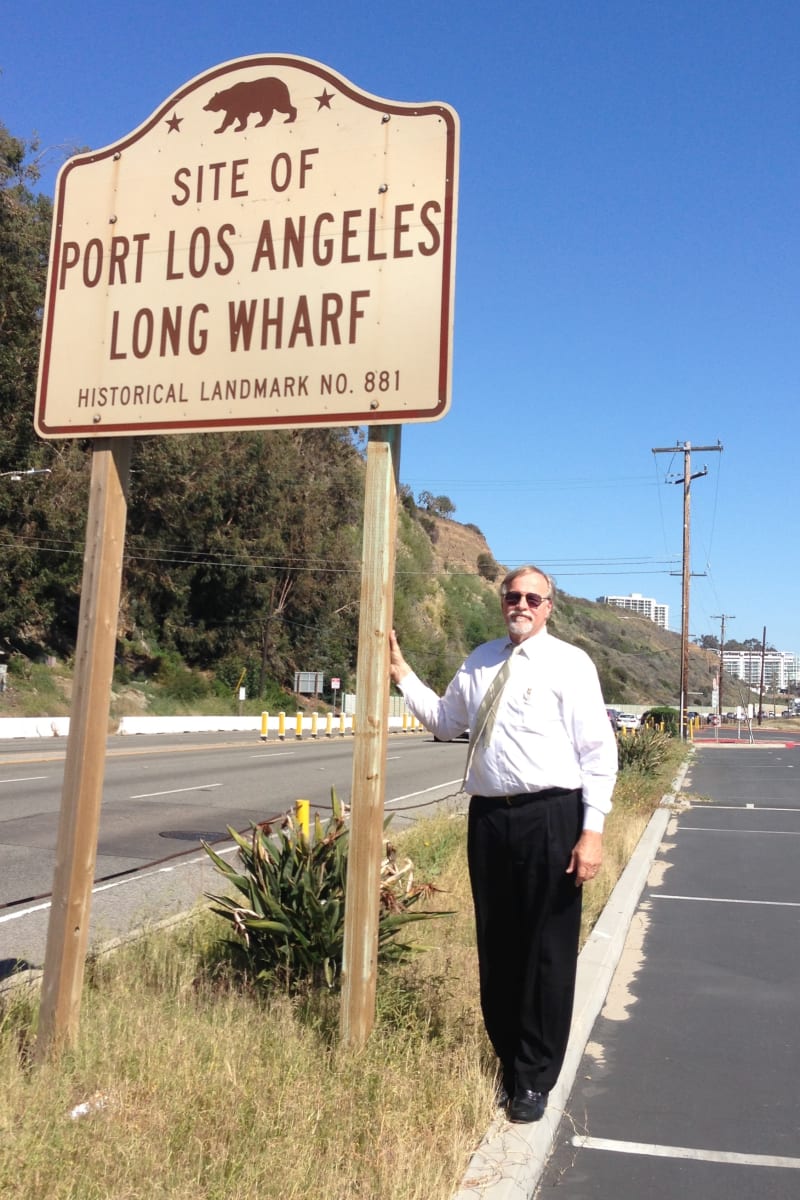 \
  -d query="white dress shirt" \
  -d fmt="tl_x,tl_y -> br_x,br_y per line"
397,627 -> 618,831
